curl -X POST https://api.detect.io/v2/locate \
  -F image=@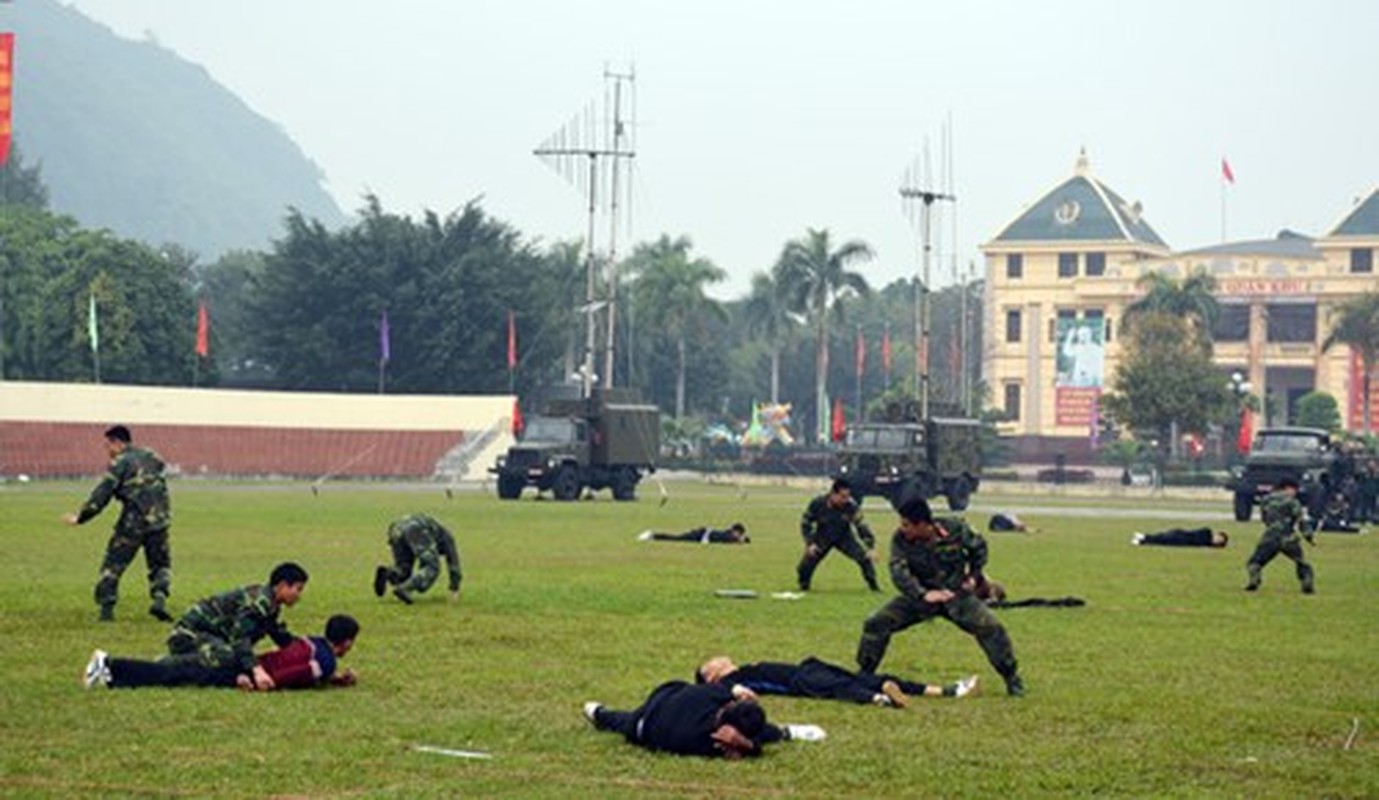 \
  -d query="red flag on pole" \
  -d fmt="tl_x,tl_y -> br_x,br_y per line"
830,397 -> 846,442
881,324 -> 892,375
1236,407 -> 1253,454
1221,157 -> 1235,185
194,301 -> 209,357
511,398 -> 524,437
507,310 -> 517,370
855,327 -> 865,379
0,34 -> 13,167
